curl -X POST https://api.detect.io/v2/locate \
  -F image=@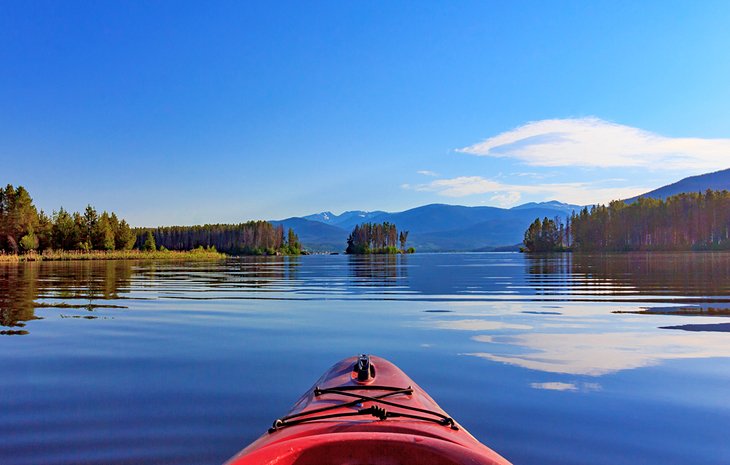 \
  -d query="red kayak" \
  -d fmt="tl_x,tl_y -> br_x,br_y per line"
225,354 -> 512,465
